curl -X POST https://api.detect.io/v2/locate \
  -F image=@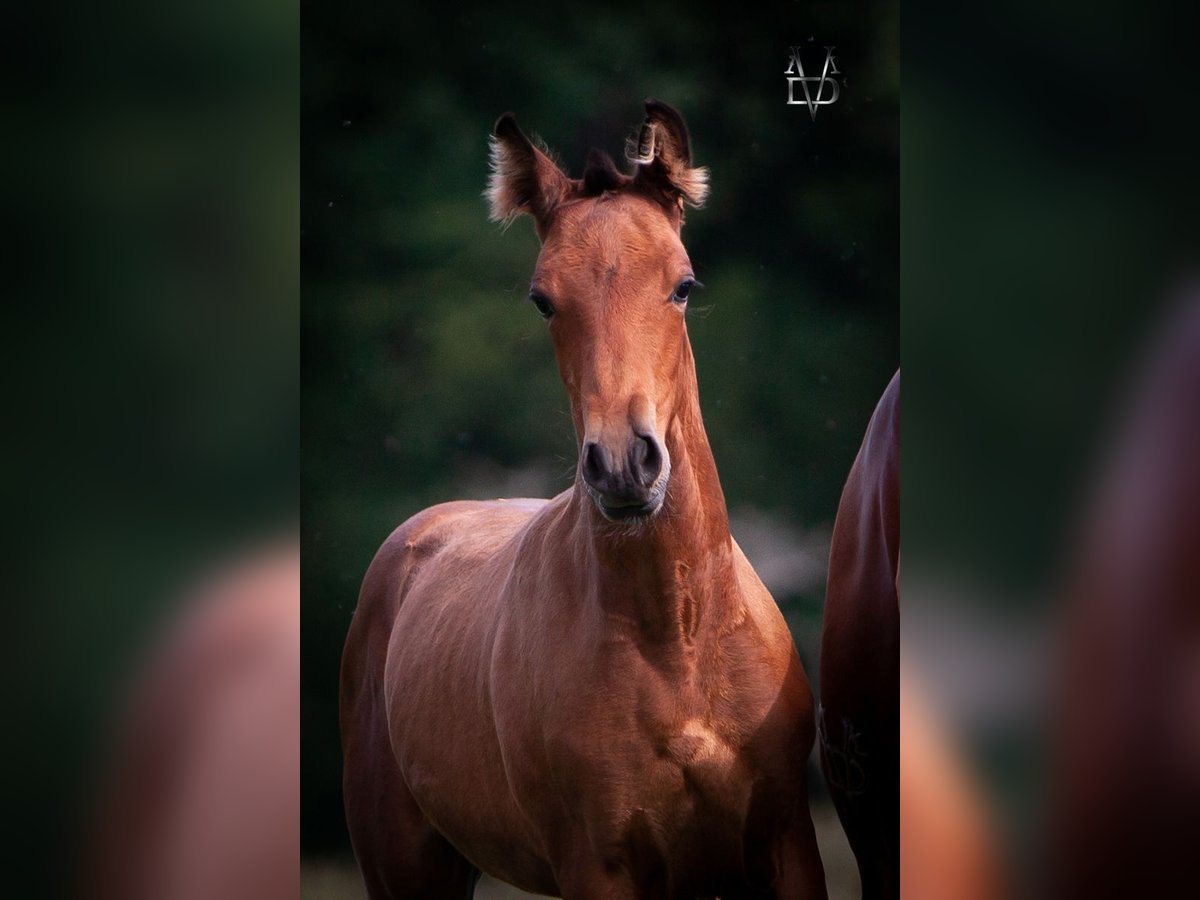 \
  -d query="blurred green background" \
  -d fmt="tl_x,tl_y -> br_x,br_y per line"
302,0 -> 898,886
902,3 -> 1200,889
4,2 -> 296,896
